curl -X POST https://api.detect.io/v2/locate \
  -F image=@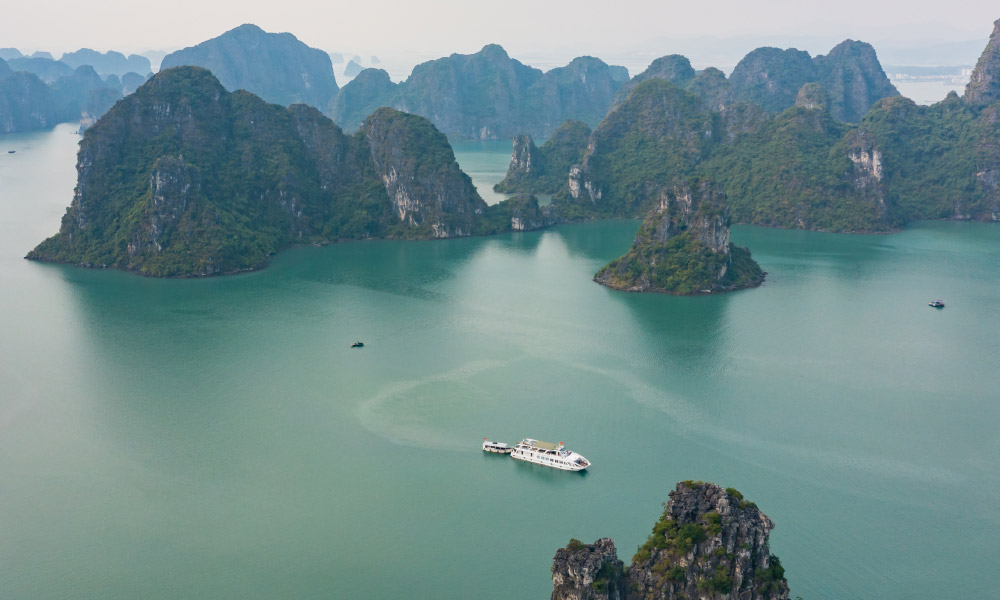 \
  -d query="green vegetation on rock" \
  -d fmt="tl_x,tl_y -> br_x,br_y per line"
504,24 -> 1000,233
596,234 -> 764,295
494,120 -> 591,195
27,67 -> 487,277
